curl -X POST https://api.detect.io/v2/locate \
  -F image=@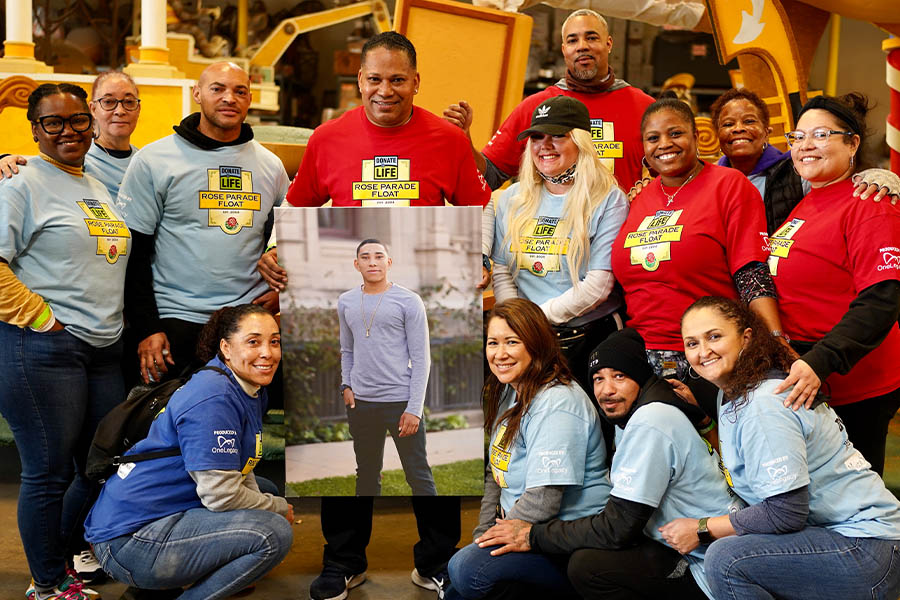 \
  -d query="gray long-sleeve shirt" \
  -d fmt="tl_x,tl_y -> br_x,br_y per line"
338,283 -> 431,417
